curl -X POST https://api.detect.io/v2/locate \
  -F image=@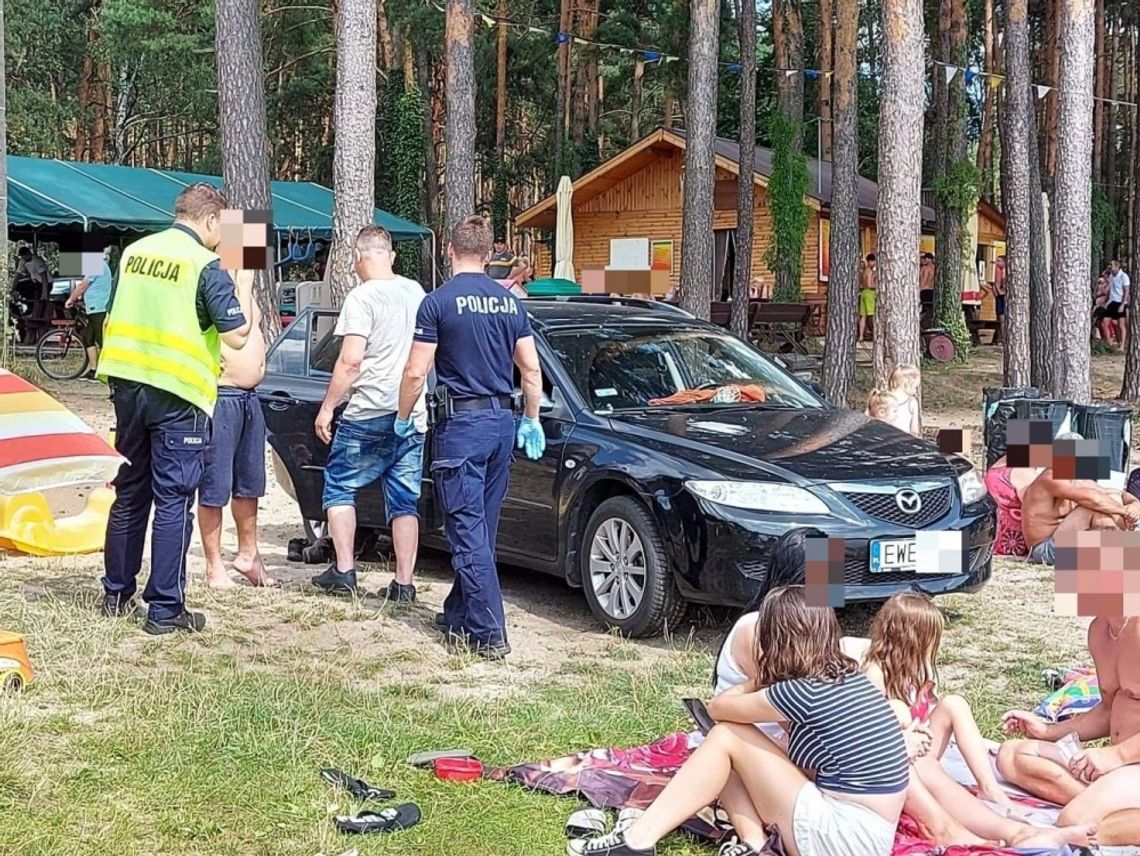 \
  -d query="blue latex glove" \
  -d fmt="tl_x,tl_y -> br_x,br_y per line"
394,416 -> 418,439
516,416 -> 546,460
